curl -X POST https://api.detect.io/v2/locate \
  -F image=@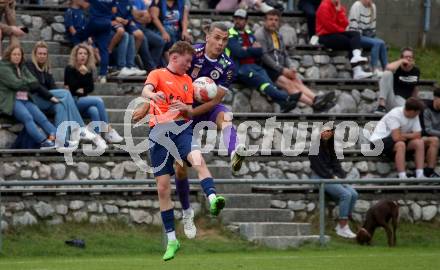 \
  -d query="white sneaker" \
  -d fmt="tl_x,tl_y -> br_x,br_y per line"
80,127 -> 97,141
309,35 -> 319,46
373,69 -> 384,78
335,224 -> 356,239
130,67 -> 147,76
98,76 -> 107,83
118,67 -> 137,77
182,208 -> 197,239
259,2 -> 274,13
353,66 -> 373,80
350,49 -> 368,64
93,135 -> 108,150
104,129 -> 124,144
